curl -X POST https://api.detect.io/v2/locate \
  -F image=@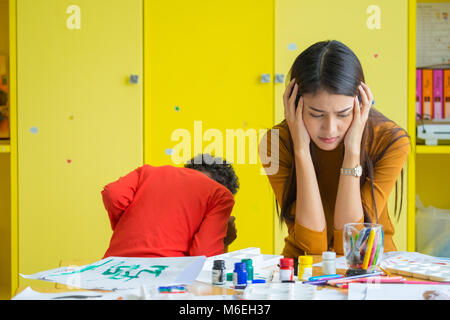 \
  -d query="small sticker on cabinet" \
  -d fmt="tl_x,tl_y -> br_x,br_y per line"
288,43 -> 298,50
